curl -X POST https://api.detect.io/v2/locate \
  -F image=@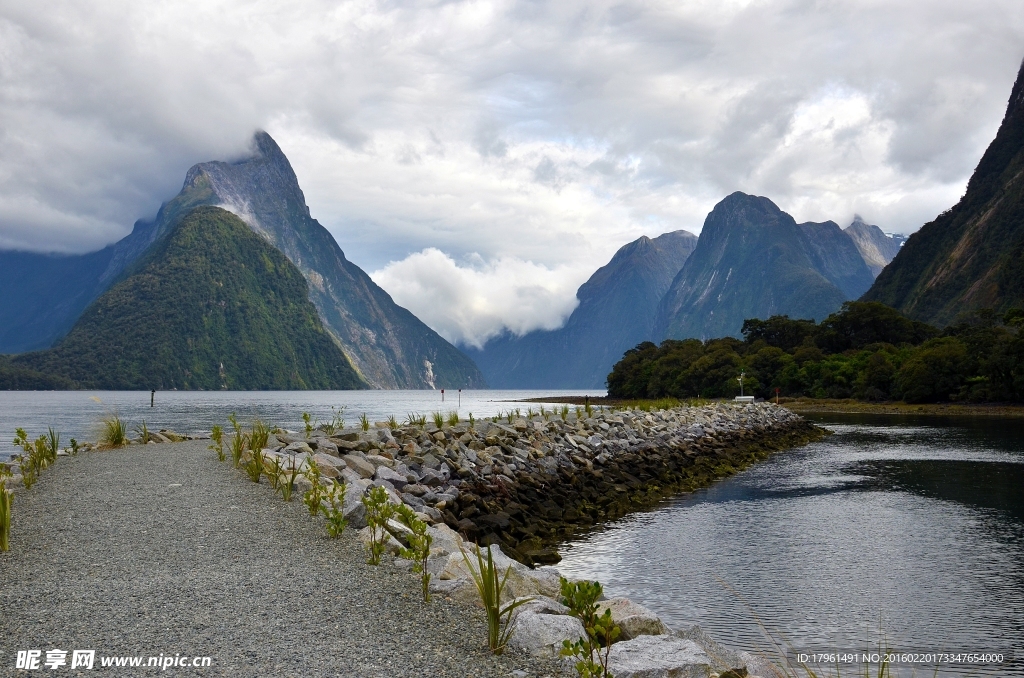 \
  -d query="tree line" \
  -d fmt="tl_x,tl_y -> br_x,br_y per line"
607,302 -> 1024,404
